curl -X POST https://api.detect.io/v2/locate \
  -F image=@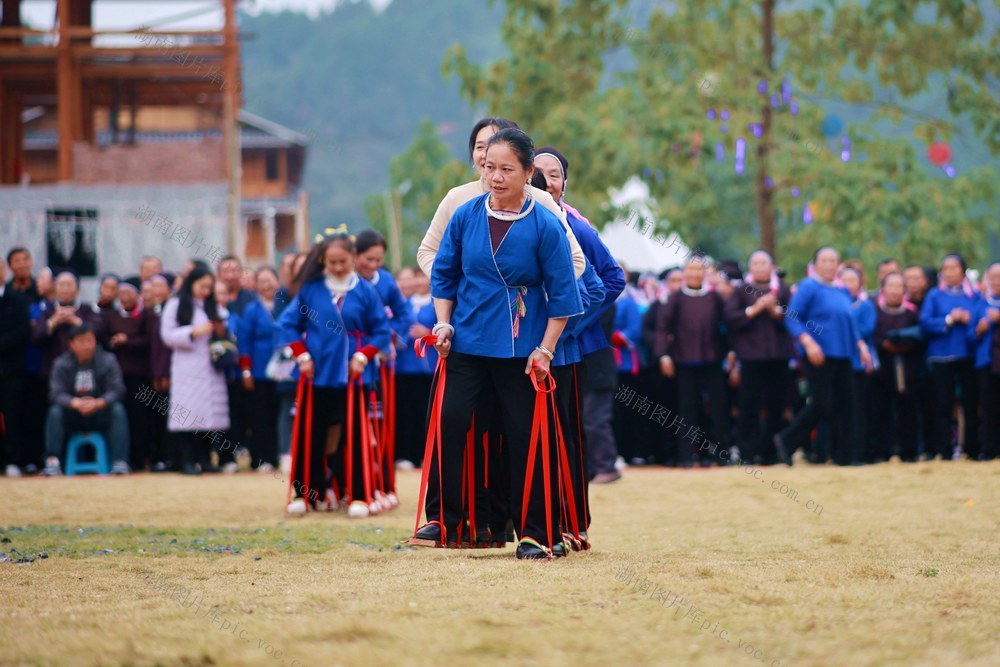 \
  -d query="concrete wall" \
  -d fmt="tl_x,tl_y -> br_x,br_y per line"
0,183 -> 228,301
